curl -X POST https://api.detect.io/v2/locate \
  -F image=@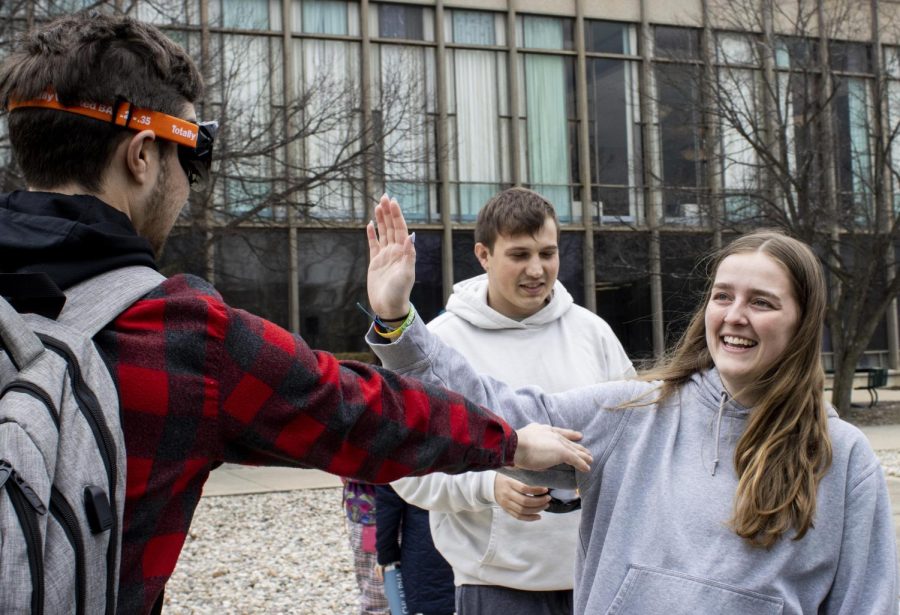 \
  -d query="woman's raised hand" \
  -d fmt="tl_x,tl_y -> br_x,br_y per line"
367,195 -> 416,320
